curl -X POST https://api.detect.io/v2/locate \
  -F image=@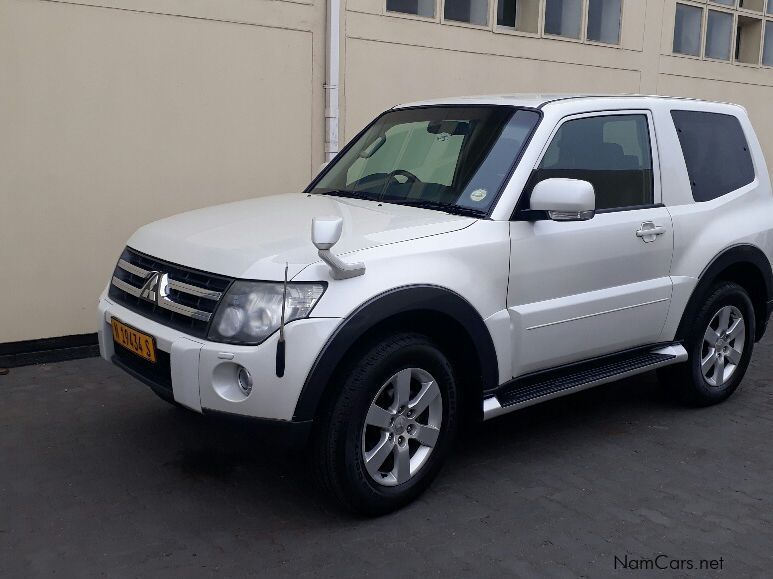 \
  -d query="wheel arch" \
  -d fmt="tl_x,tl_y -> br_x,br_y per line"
292,285 -> 499,422
675,244 -> 773,342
